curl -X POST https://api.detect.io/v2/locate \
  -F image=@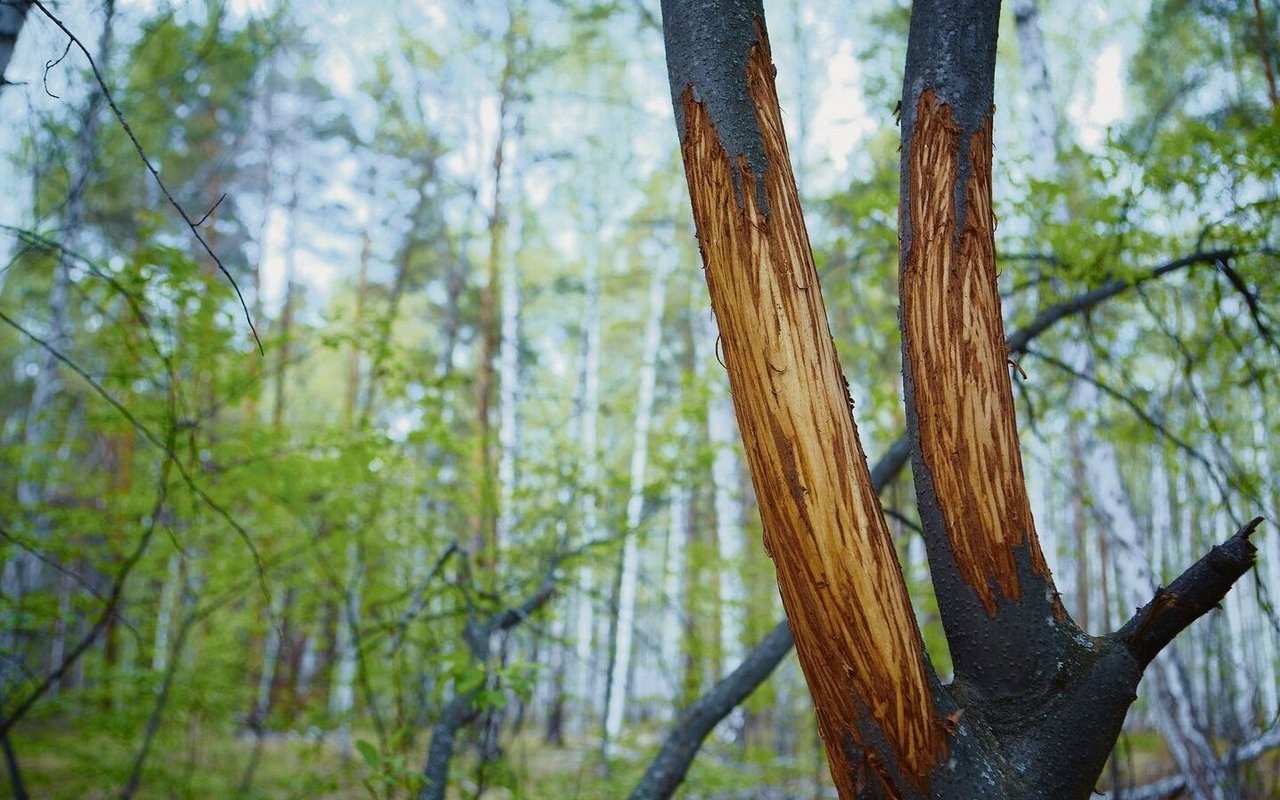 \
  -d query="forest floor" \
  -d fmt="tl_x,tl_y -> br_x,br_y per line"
13,722 -> 1280,798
